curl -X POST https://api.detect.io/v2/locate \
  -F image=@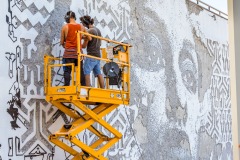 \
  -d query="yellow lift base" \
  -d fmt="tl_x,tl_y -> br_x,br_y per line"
44,31 -> 131,160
